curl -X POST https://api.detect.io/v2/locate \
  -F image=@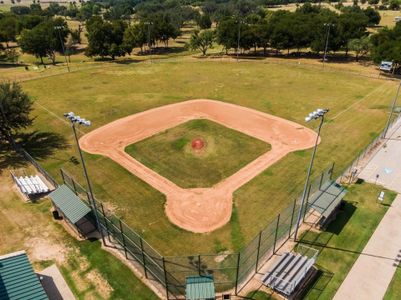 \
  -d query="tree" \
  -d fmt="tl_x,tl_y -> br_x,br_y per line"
10,6 -> 31,15
348,36 -> 370,61
370,24 -> 401,65
85,17 -> 127,59
216,18 -> 238,53
197,14 -> 212,29
19,18 -> 68,64
0,82 -> 33,143
364,7 -> 381,26
389,0 -> 400,10
0,16 -> 17,47
188,29 -> 215,55
123,22 -> 148,53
